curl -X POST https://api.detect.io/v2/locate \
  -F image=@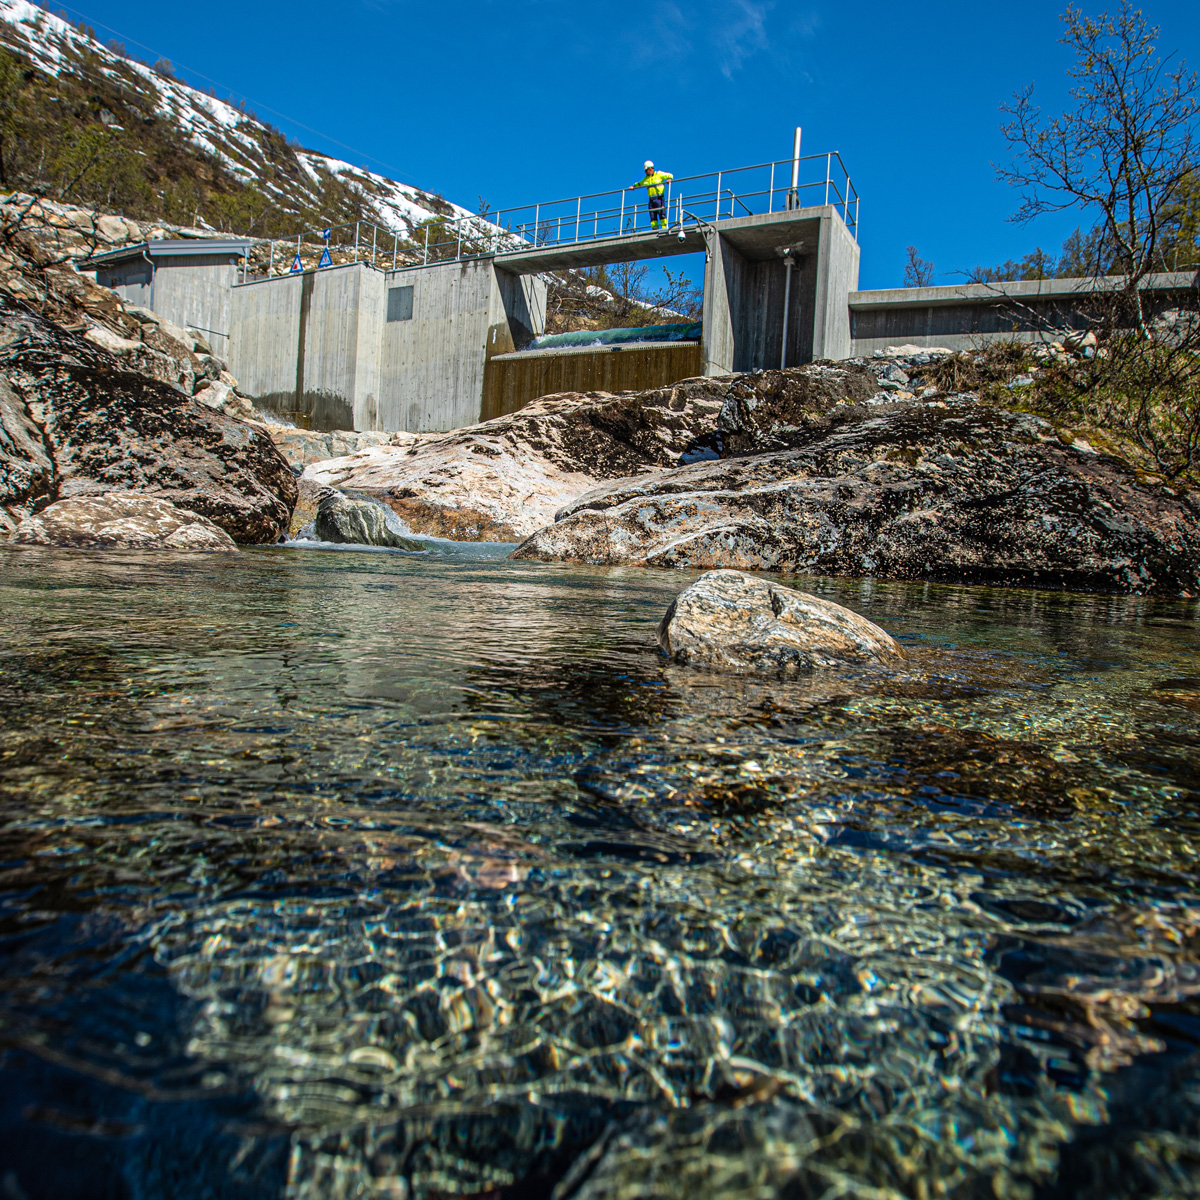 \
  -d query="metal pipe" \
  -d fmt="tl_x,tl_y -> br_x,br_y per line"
534,204 -> 539,245
619,189 -> 624,232
372,224 -> 377,268
824,154 -> 831,206
843,177 -> 850,222
353,221 -> 359,263
141,247 -> 156,308
575,196 -> 581,242
714,172 -> 721,222
780,252 -> 794,369
423,224 -> 429,266
768,160 -> 774,213
392,233 -> 397,271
